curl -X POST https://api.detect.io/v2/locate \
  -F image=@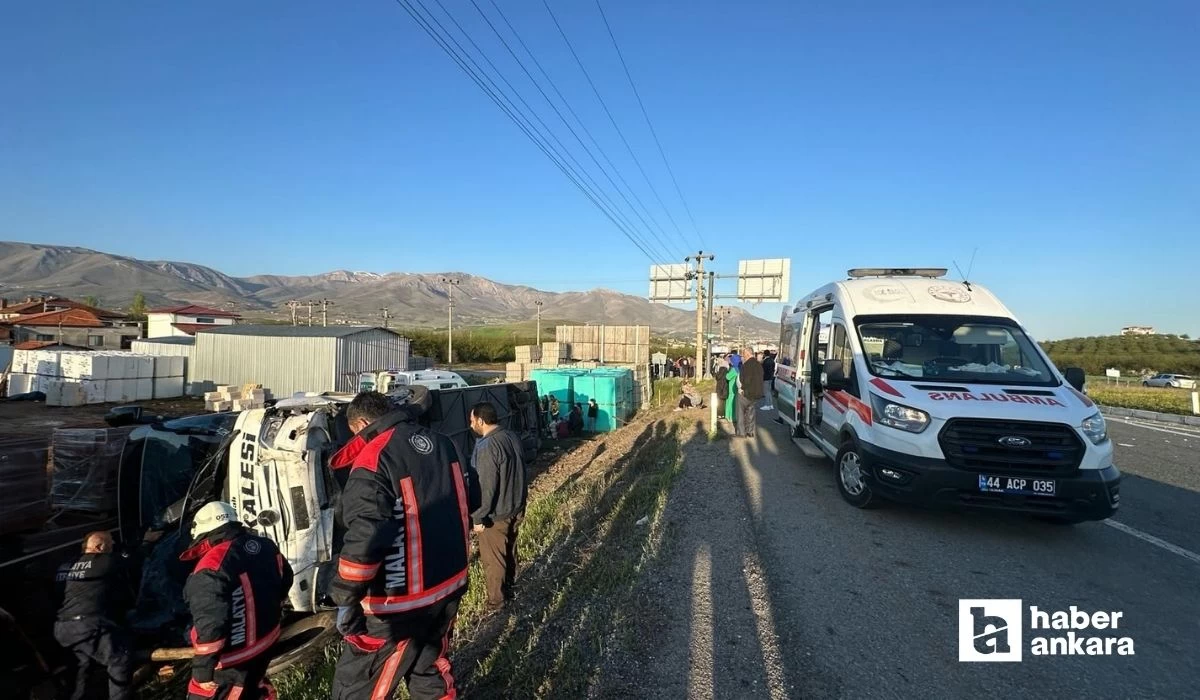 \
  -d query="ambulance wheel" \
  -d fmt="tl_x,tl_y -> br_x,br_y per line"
835,440 -> 880,509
